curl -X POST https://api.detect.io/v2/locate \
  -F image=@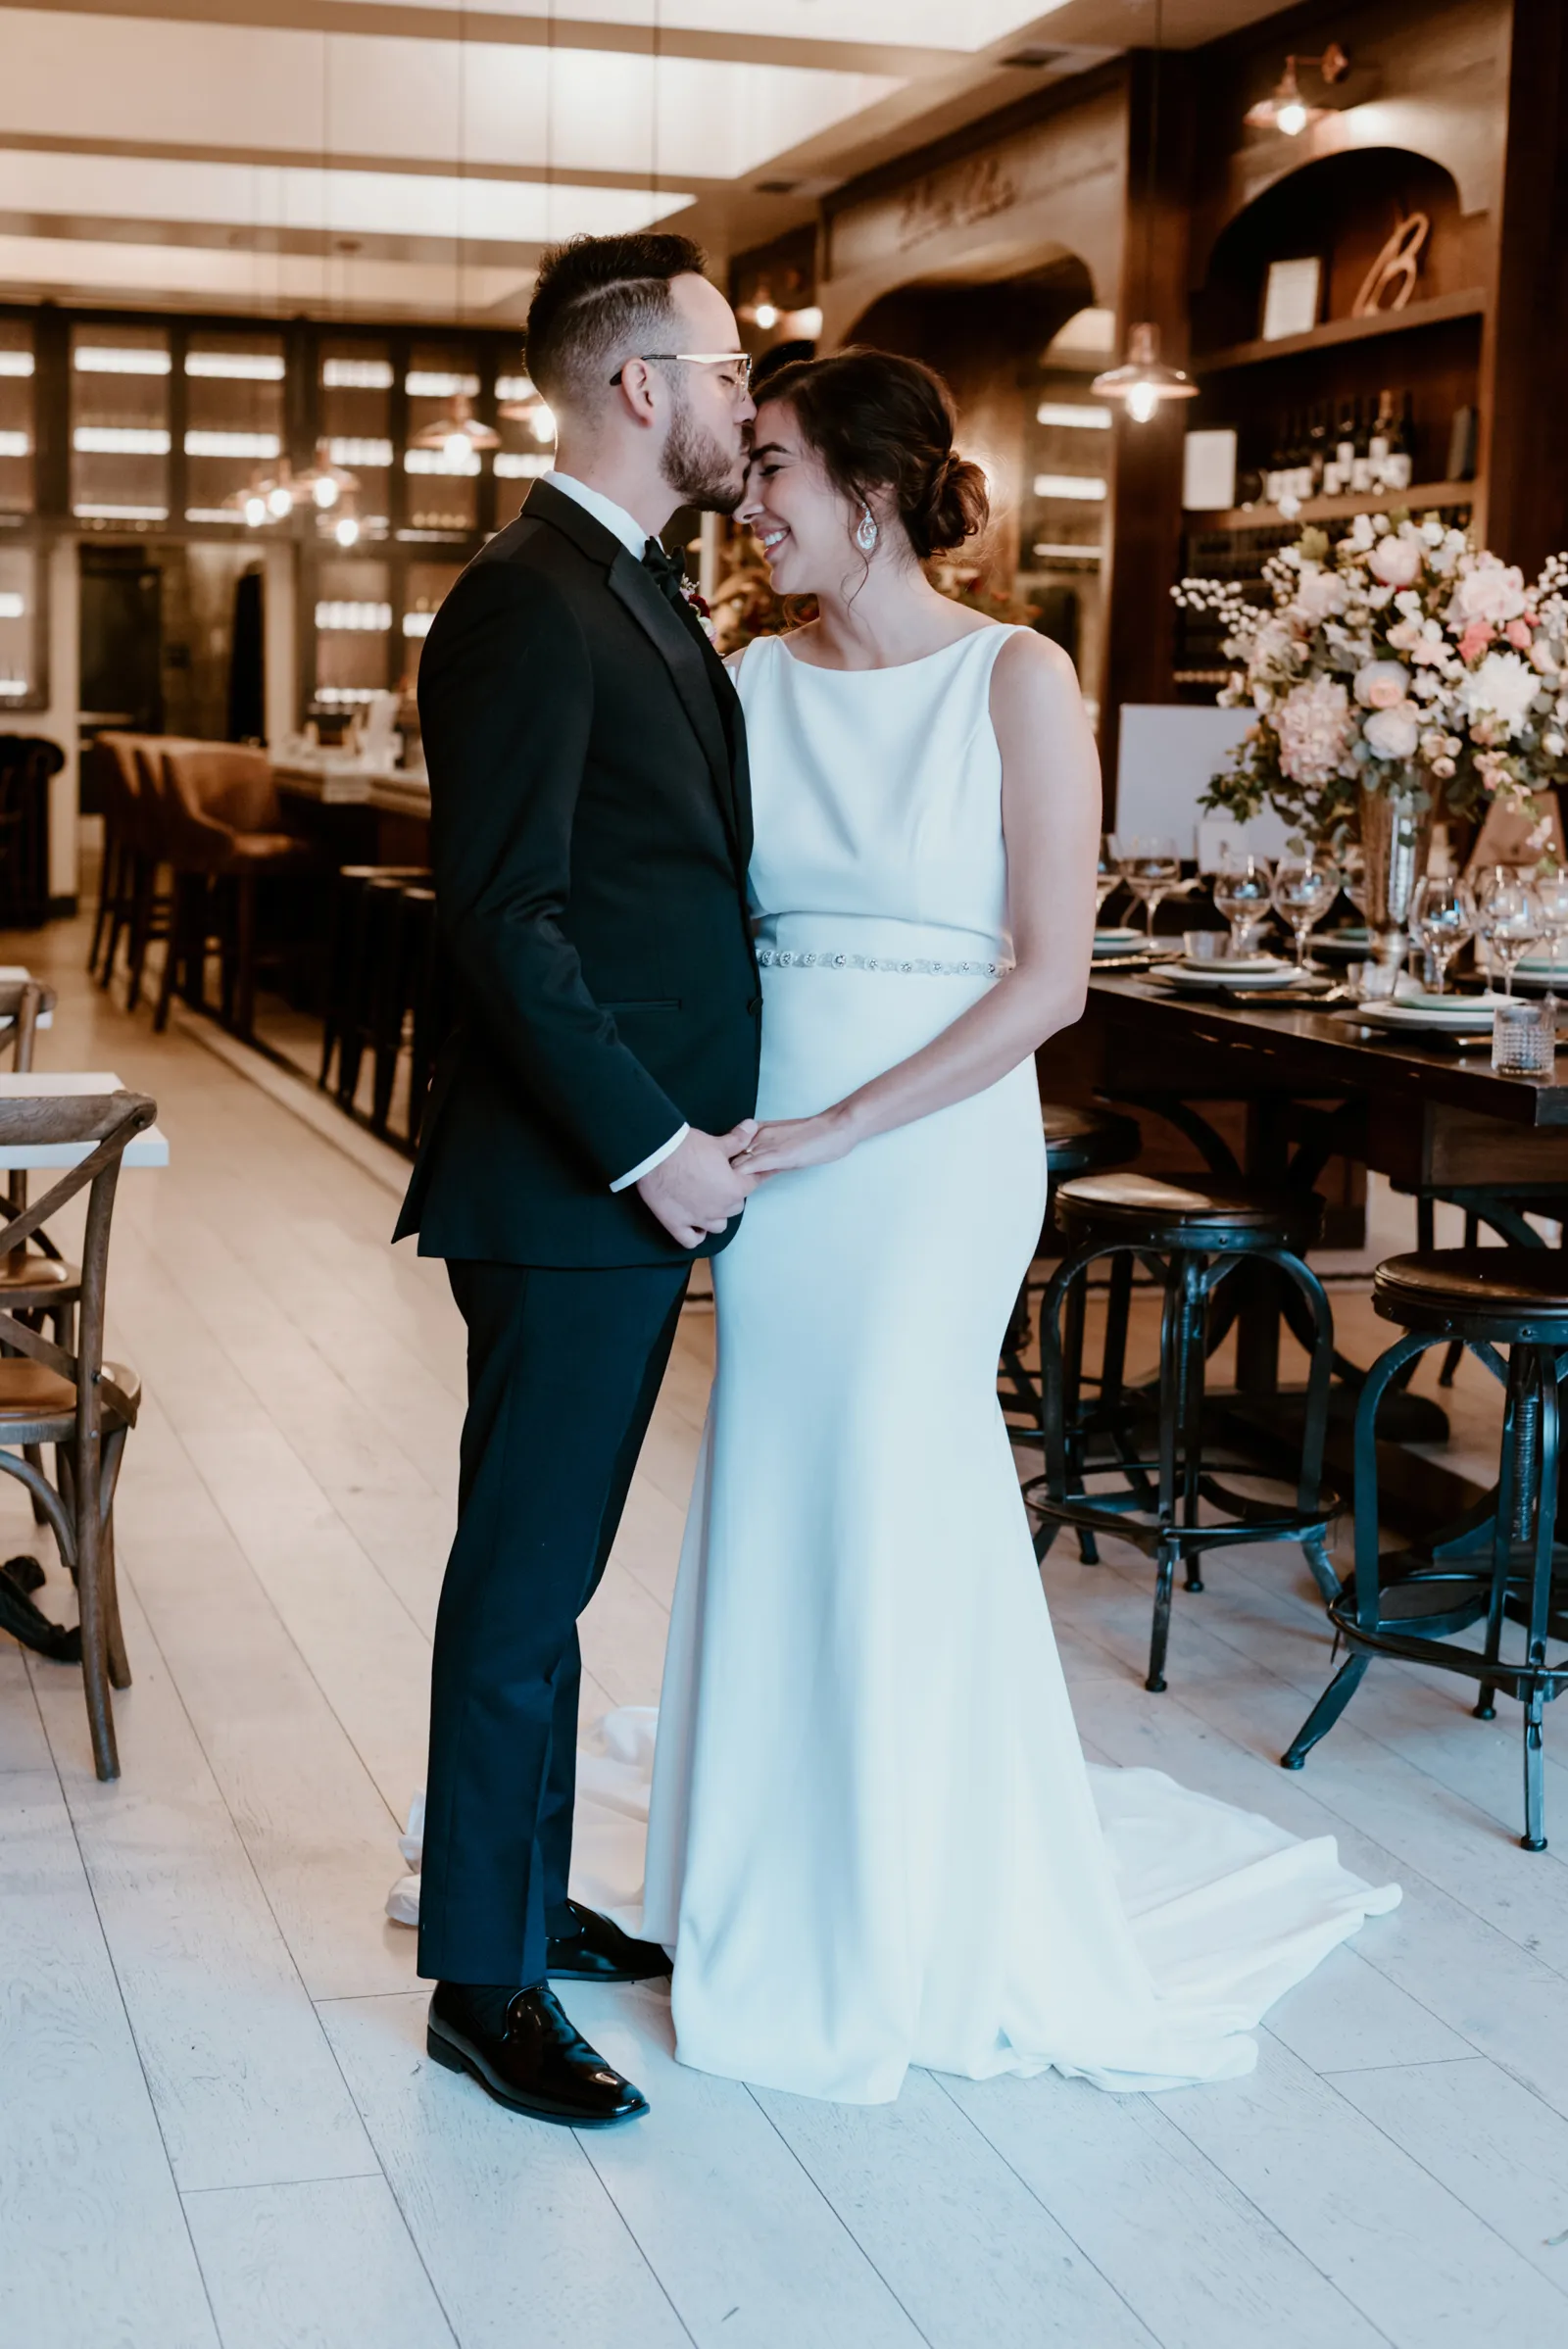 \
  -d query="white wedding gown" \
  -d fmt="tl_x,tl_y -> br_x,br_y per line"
390,623 -> 1399,2103
572,626 -> 1398,2103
